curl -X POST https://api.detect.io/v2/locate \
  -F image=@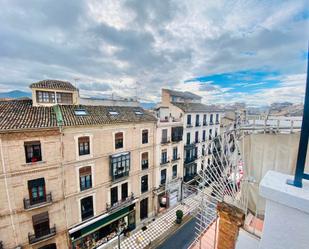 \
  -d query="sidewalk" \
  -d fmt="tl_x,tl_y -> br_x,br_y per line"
114,194 -> 200,249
